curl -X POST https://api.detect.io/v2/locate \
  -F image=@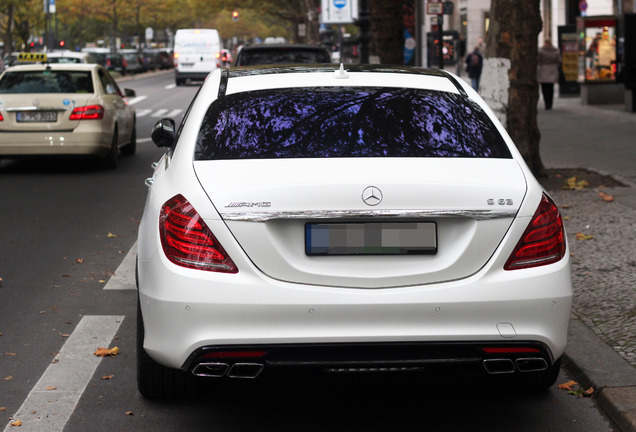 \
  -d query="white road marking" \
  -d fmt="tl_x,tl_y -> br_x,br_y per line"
126,95 -> 148,105
167,109 -> 183,117
135,108 -> 152,117
165,84 -> 176,89
3,316 -> 124,432
104,243 -> 137,290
